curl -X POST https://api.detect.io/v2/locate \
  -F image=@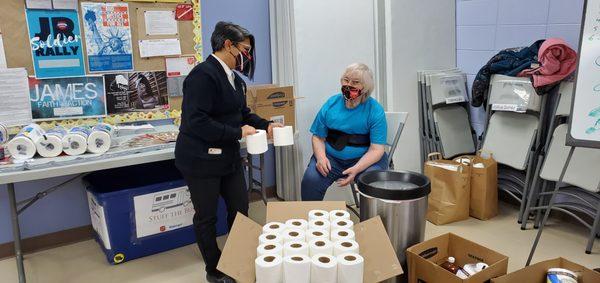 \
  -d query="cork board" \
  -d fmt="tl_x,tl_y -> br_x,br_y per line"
0,0 -> 196,75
